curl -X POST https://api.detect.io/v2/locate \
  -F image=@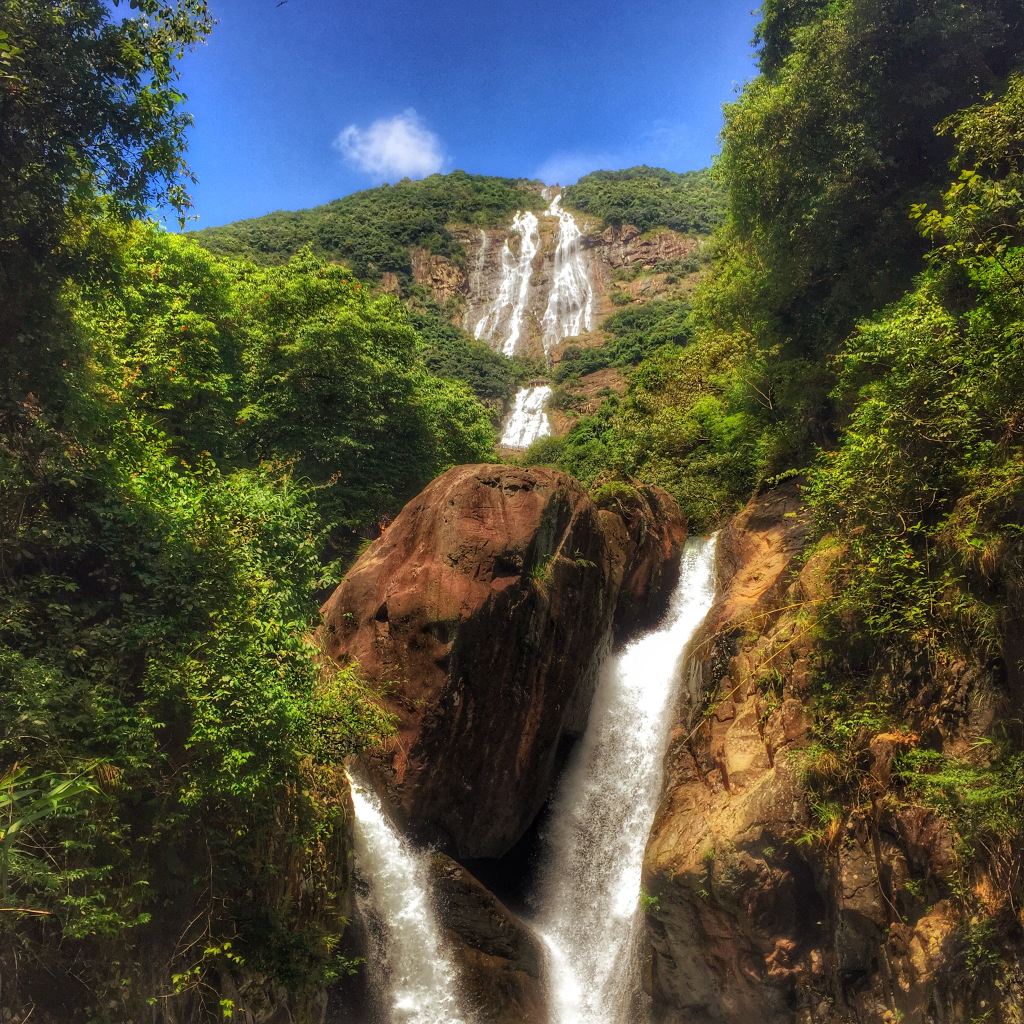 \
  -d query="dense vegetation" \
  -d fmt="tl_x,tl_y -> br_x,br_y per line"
402,288 -> 526,407
538,0 -> 1024,982
563,166 -> 726,233
0,2 -> 494,1018
802,75 -> 1024,898
548,0 -> 1024,526
552,299 -> 692,383
190,171 -> 543,279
